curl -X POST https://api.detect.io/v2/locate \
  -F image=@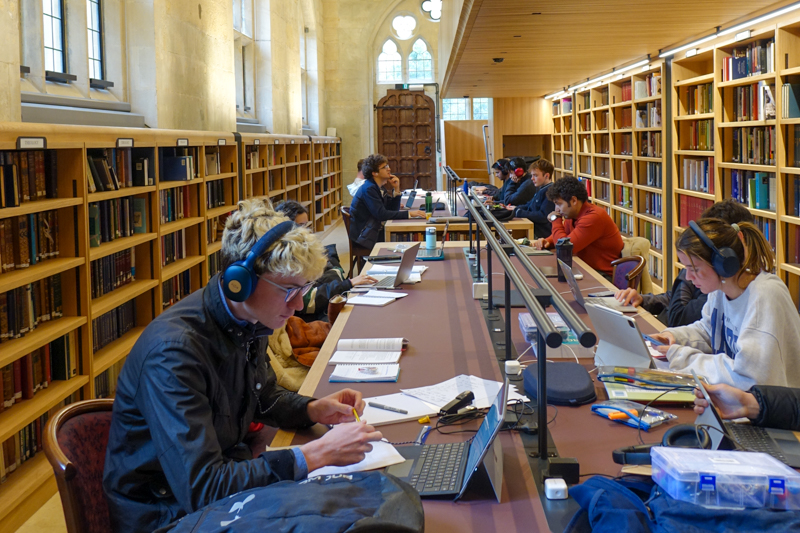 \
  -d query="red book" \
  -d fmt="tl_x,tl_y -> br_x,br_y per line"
20,354 -> 34,400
